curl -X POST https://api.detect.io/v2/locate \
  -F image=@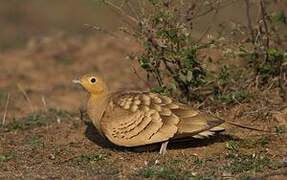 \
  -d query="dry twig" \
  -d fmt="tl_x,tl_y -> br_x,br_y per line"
41,96 -> 48,113
17,84 -> 35,112
84,24 -> 117,37
2,93 -> 10,126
